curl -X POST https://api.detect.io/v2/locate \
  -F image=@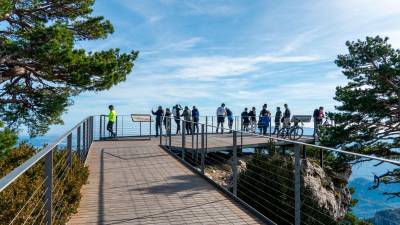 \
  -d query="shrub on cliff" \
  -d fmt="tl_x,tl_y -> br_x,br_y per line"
0,145 -> 88,224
